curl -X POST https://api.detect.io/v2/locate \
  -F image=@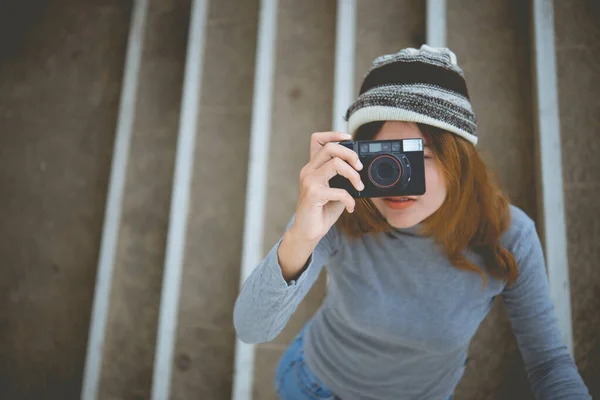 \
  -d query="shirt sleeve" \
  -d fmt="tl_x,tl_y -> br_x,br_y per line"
233,217 -> 337,344
502,223 -> 591,399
